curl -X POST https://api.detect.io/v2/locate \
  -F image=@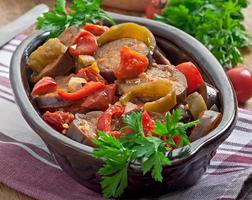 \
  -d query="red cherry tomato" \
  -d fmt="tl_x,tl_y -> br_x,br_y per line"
114,47 -> 149,80
226,67 -> 252,104
83,23 -> 109,36
31,76 -> 57,96
176,62 -> 204,94
69,30 -> 97,57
